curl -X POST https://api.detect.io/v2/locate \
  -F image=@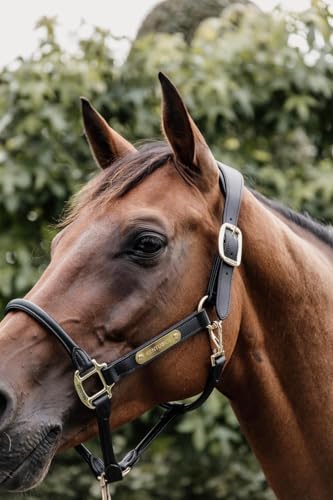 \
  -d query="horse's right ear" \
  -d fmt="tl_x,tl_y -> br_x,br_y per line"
80,98 -> 136,169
